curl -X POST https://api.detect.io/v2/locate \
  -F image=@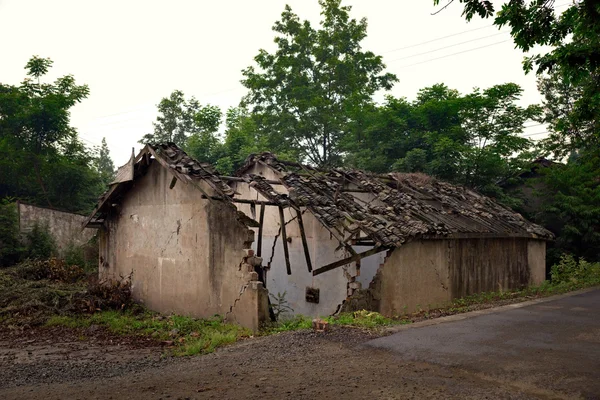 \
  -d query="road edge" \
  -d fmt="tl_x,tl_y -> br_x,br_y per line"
386,286 -> 600,334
